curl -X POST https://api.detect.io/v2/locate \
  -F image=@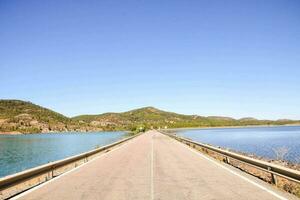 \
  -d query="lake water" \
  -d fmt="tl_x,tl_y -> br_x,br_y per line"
0,132 -> 127,178
176,126 -> 300,164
